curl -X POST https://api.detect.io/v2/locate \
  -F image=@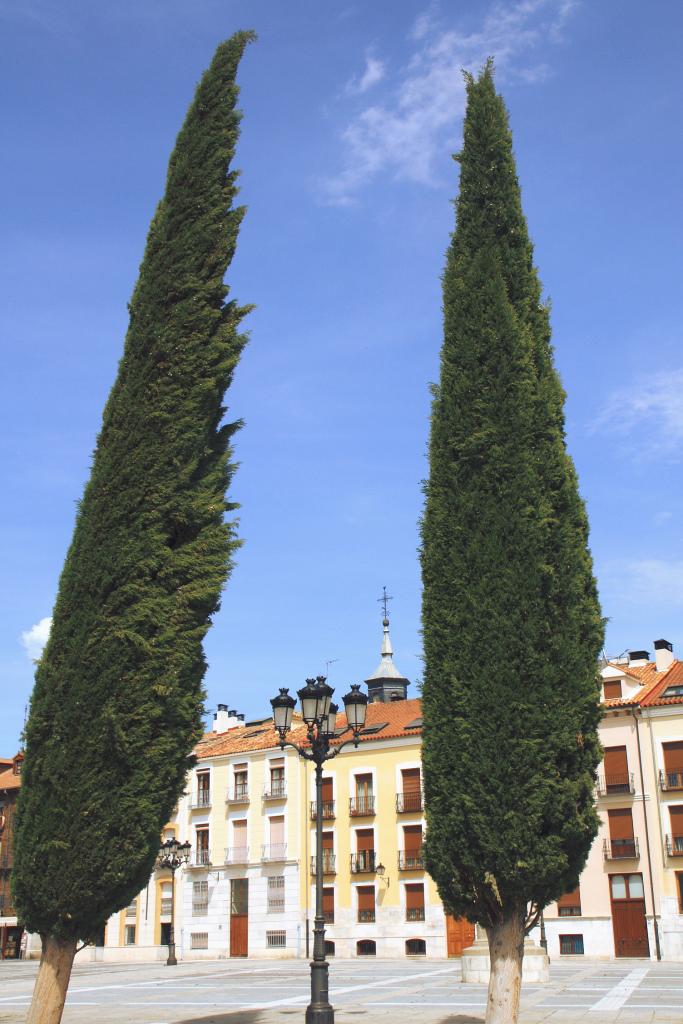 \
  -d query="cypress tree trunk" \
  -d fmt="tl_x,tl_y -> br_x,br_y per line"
421,63 -> 603,1024
13,32 -> 254,1024
485,916 -> 525,1024
26,937 -> 78,1024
